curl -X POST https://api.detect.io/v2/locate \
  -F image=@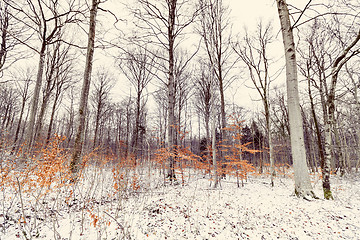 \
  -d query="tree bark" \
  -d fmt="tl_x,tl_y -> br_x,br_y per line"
276,0 -> 316,198
166,0 -> 176,182
25,44 -> 46,153
70,0 -> 98,176
323,28 -> 360,197
211,98 -> 218,188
